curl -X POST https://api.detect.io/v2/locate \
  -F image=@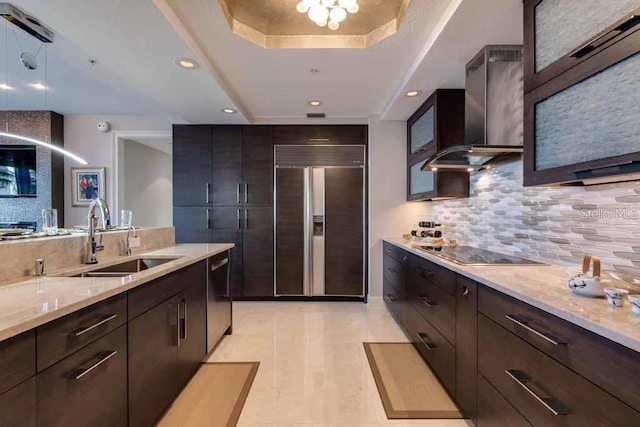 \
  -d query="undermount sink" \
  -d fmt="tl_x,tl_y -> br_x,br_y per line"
69,257 -> 181,277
